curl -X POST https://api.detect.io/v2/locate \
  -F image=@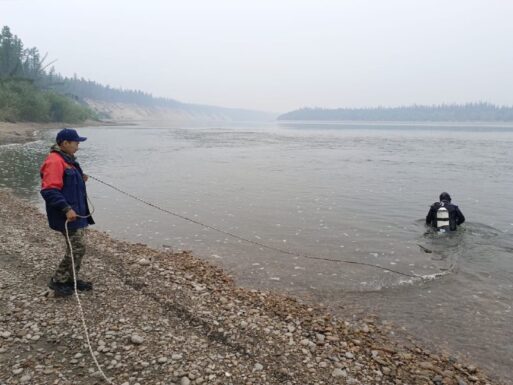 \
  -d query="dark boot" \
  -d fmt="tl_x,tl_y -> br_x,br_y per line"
67,279 -> 93,292
48,278 -> 73,297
